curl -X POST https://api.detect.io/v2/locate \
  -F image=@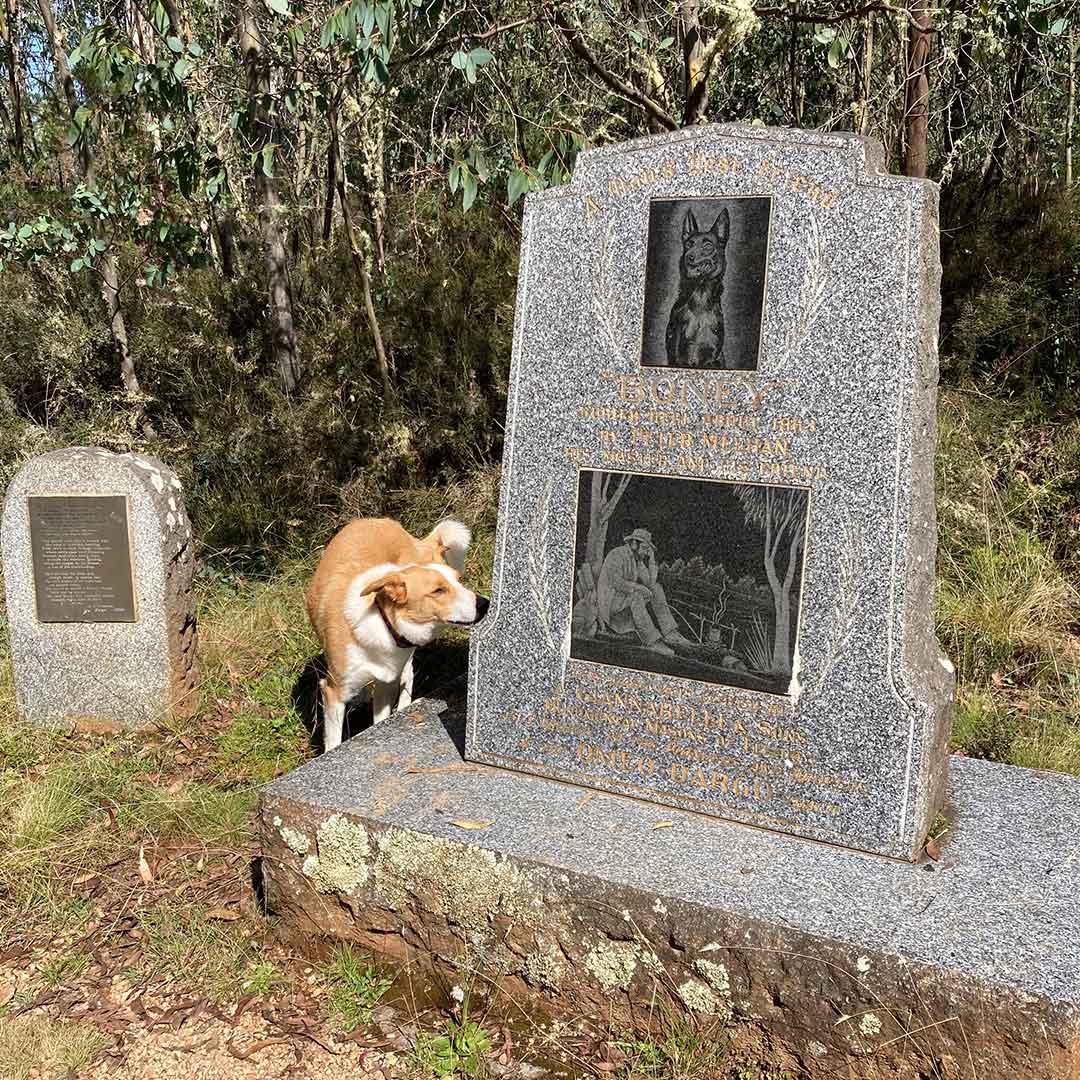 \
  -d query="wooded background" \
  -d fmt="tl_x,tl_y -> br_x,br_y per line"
0,0 -> 1076,560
